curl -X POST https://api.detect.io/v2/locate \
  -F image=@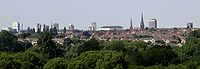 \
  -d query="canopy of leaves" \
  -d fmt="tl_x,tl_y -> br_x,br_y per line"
67,51 -> 126,69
